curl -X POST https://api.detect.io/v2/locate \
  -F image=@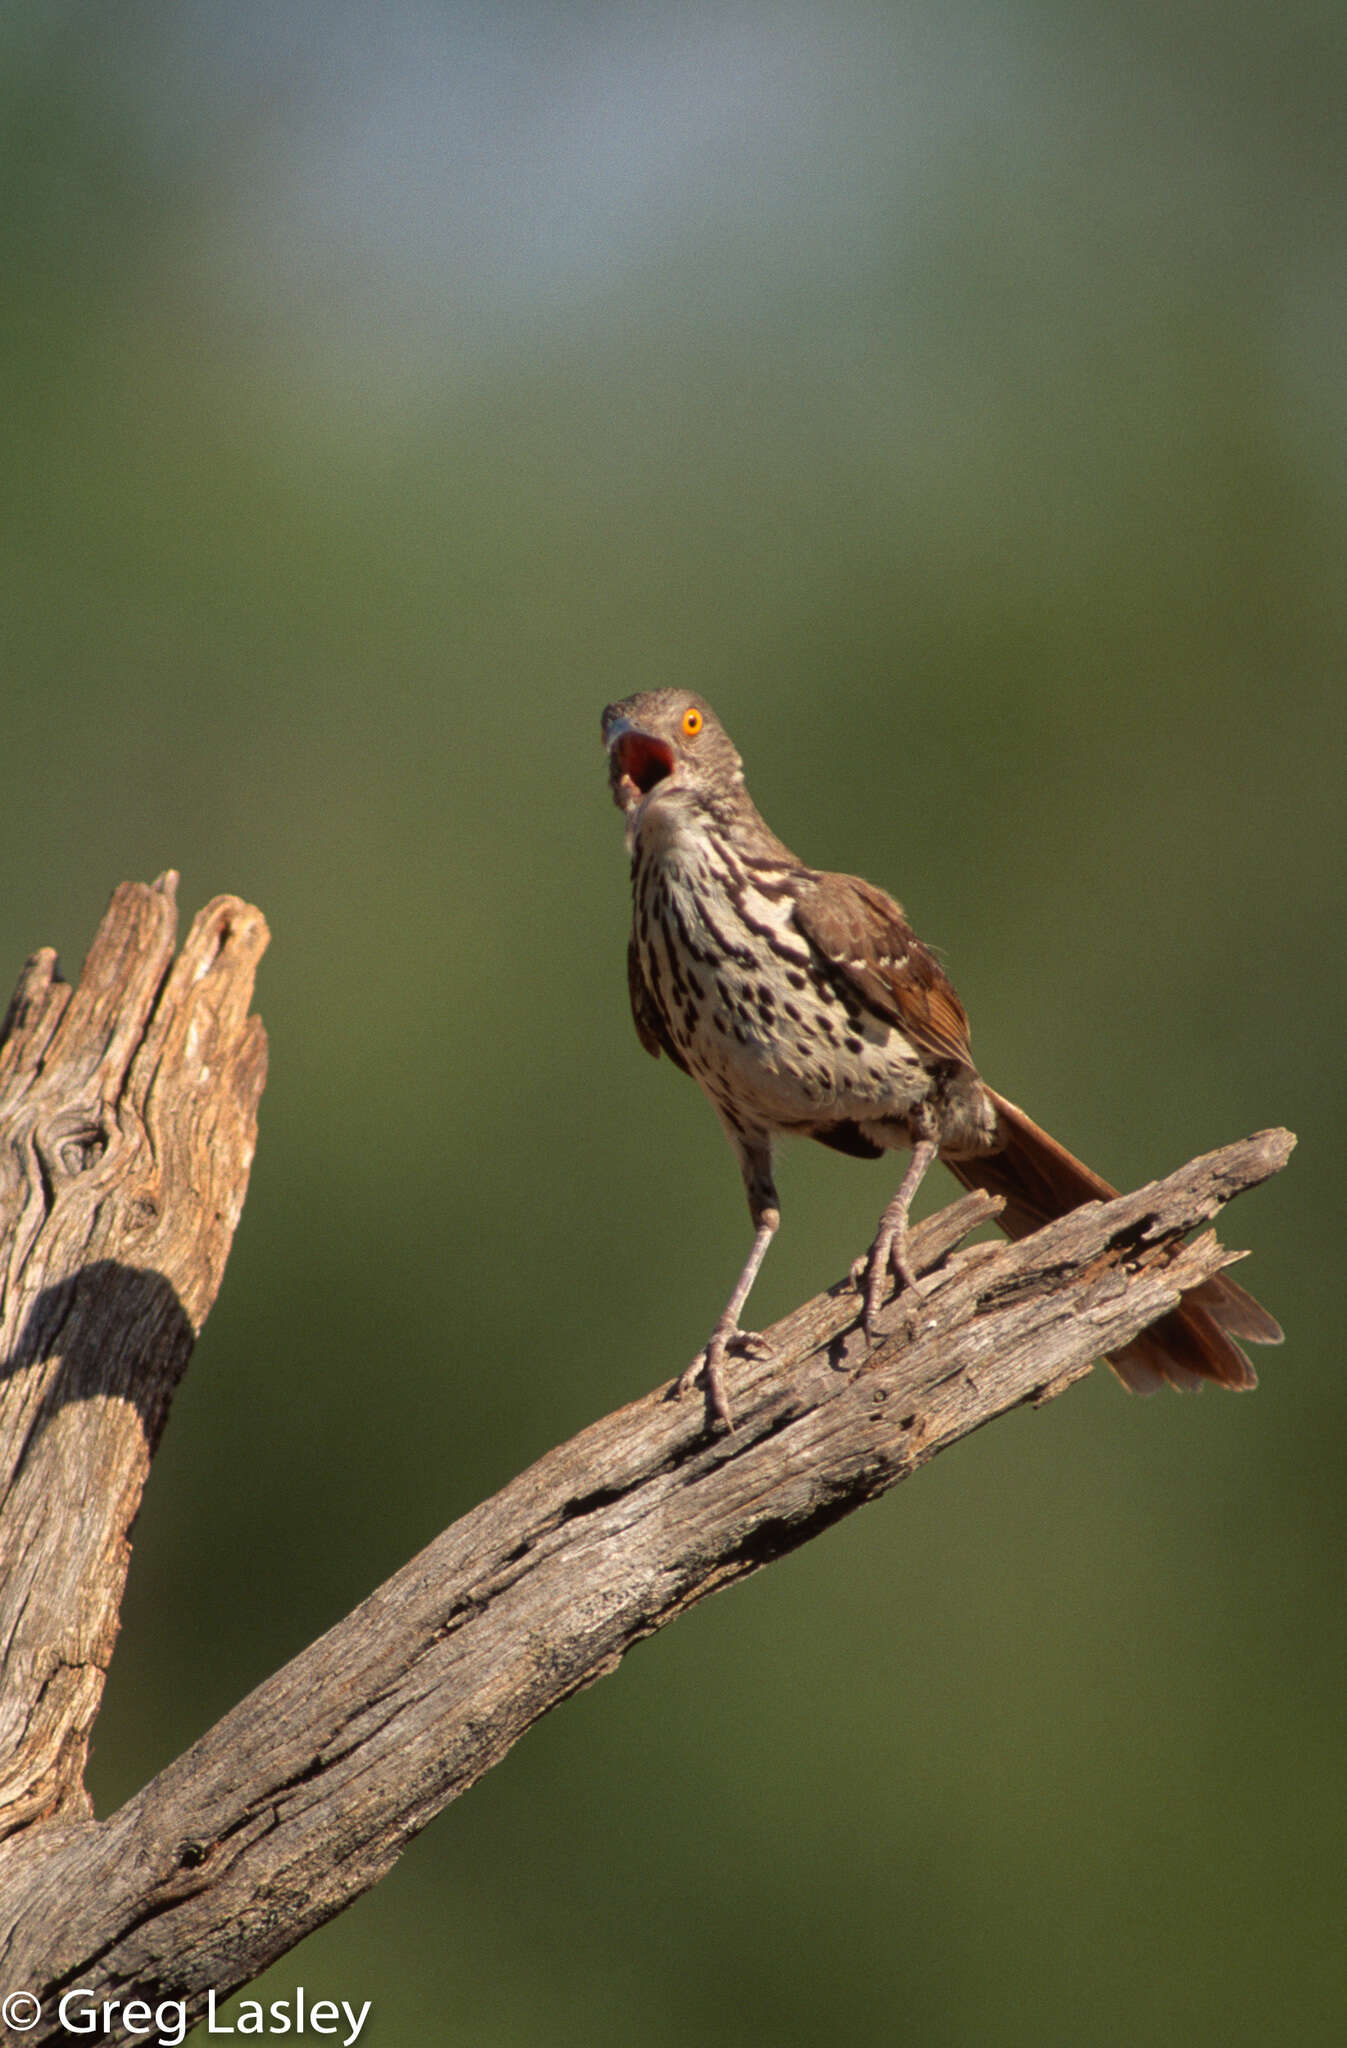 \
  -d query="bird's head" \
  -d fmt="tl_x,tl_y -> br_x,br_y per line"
601,691 -> 744,822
